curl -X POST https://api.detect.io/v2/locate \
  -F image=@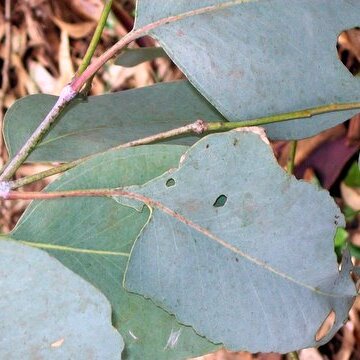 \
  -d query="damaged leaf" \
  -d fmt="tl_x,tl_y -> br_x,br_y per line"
10,145 -> 218,360
121,130 -> 357,353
